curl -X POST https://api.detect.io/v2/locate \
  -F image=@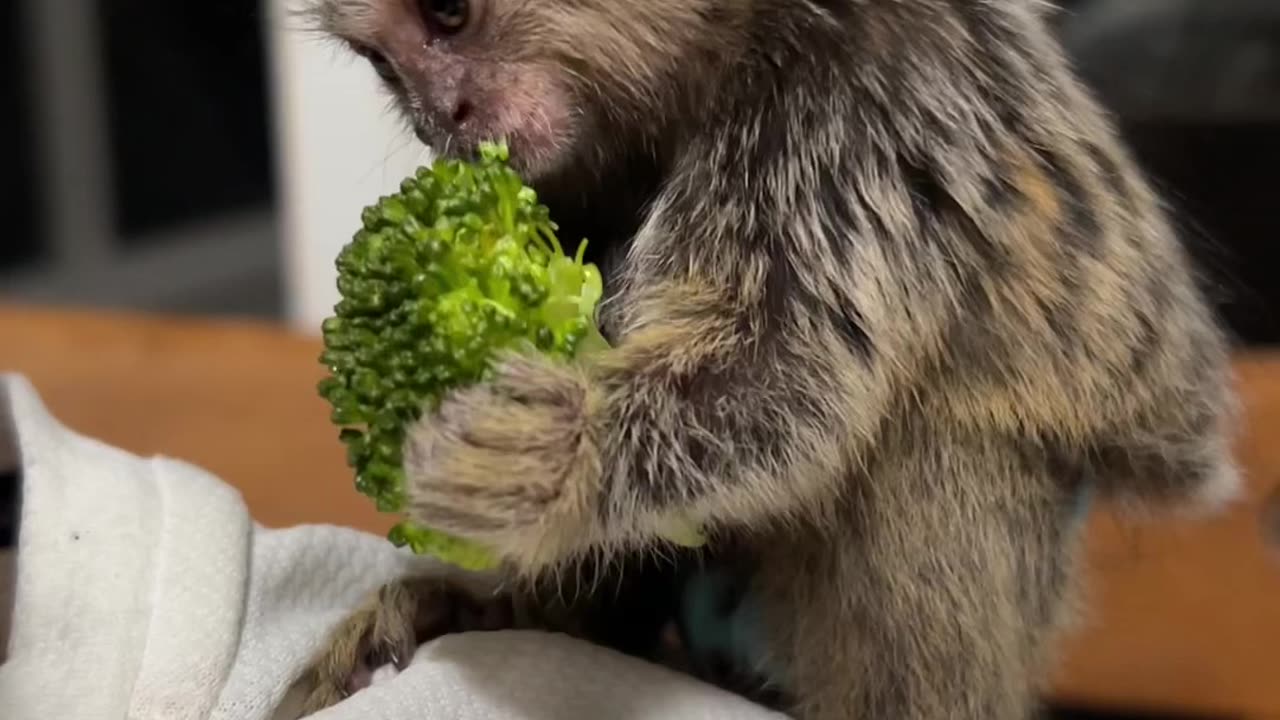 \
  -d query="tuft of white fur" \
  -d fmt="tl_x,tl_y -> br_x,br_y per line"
1192,460 -> 1246,516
